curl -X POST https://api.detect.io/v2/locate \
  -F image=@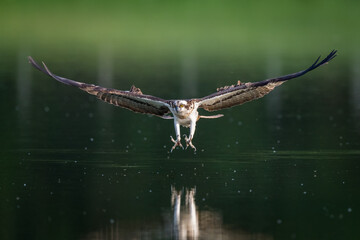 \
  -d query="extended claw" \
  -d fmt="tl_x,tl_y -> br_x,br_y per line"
170,136 -> 184,152
183,134 -> 197,152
